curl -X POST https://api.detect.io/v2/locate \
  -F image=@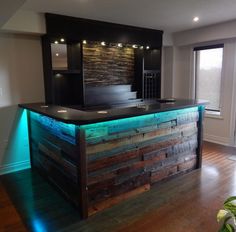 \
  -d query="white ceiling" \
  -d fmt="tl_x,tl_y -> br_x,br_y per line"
0,0 -> 26,27
19,0 -> 236,33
